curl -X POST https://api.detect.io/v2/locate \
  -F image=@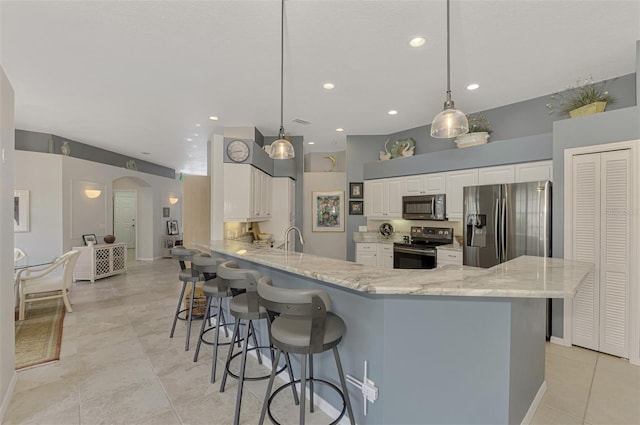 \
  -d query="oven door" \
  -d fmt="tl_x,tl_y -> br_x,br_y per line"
393,245 -> 437,269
